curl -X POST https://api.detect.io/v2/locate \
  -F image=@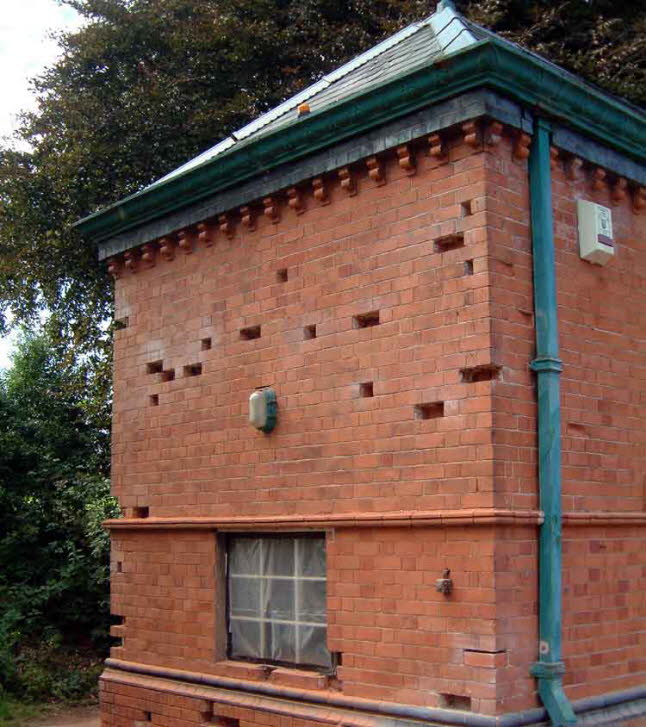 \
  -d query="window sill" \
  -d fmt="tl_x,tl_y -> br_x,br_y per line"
214,661 -> 330,691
